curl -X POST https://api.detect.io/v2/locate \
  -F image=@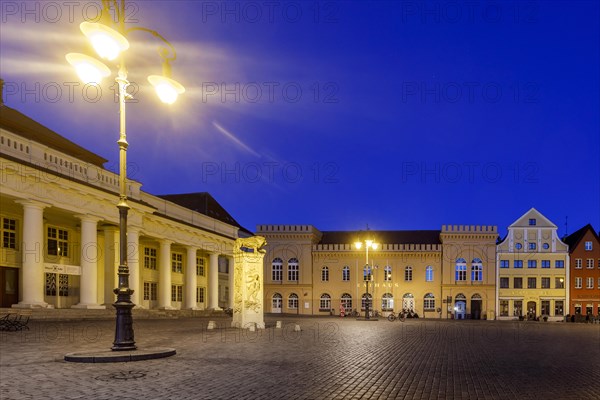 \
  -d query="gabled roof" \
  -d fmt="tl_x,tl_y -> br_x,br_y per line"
0,104 -> 107,167
563,224 -> 600,250
319,230 -> 441,245
508,207 -> 557,229
157,192 -> 251,235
